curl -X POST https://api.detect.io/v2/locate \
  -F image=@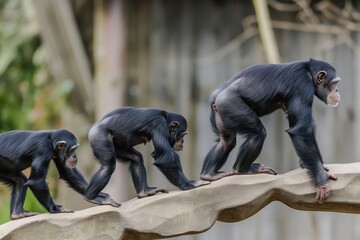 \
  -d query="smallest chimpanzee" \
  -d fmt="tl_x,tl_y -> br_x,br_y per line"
0,129 -> 115,220
84,107 -> 208,205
